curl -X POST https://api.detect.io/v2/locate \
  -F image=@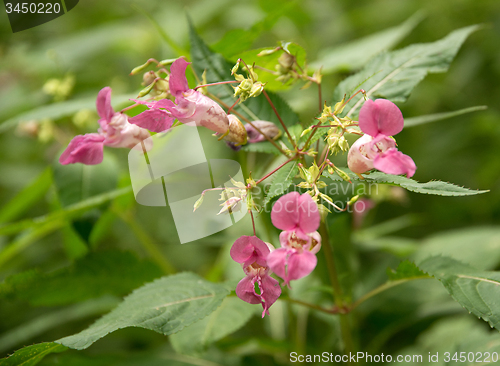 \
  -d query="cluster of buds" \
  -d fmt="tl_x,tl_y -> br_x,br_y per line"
130,58 -> 176,100
257,42 -> 321,88
231,59 -> 265,102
